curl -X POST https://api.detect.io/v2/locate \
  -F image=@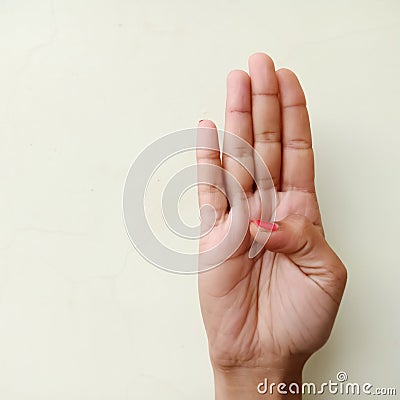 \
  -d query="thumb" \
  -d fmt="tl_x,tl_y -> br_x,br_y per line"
250,214 -> 347,301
